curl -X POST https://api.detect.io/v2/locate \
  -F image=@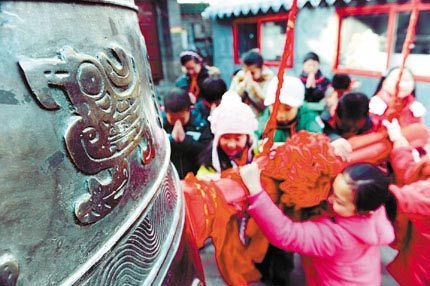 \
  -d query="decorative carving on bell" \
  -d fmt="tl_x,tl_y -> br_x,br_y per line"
0,1 -> 203,285
19,45 -> 155,224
